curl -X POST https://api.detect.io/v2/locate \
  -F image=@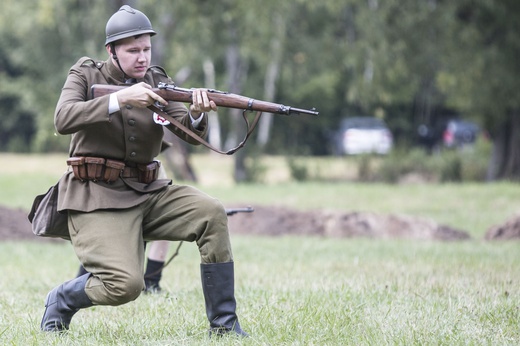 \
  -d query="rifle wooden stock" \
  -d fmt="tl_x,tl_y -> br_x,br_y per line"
91,83 -> 319,116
